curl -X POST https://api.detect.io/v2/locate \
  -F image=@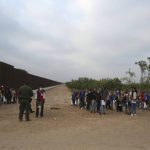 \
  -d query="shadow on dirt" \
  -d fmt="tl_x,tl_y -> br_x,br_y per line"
50,107 -> 61,110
